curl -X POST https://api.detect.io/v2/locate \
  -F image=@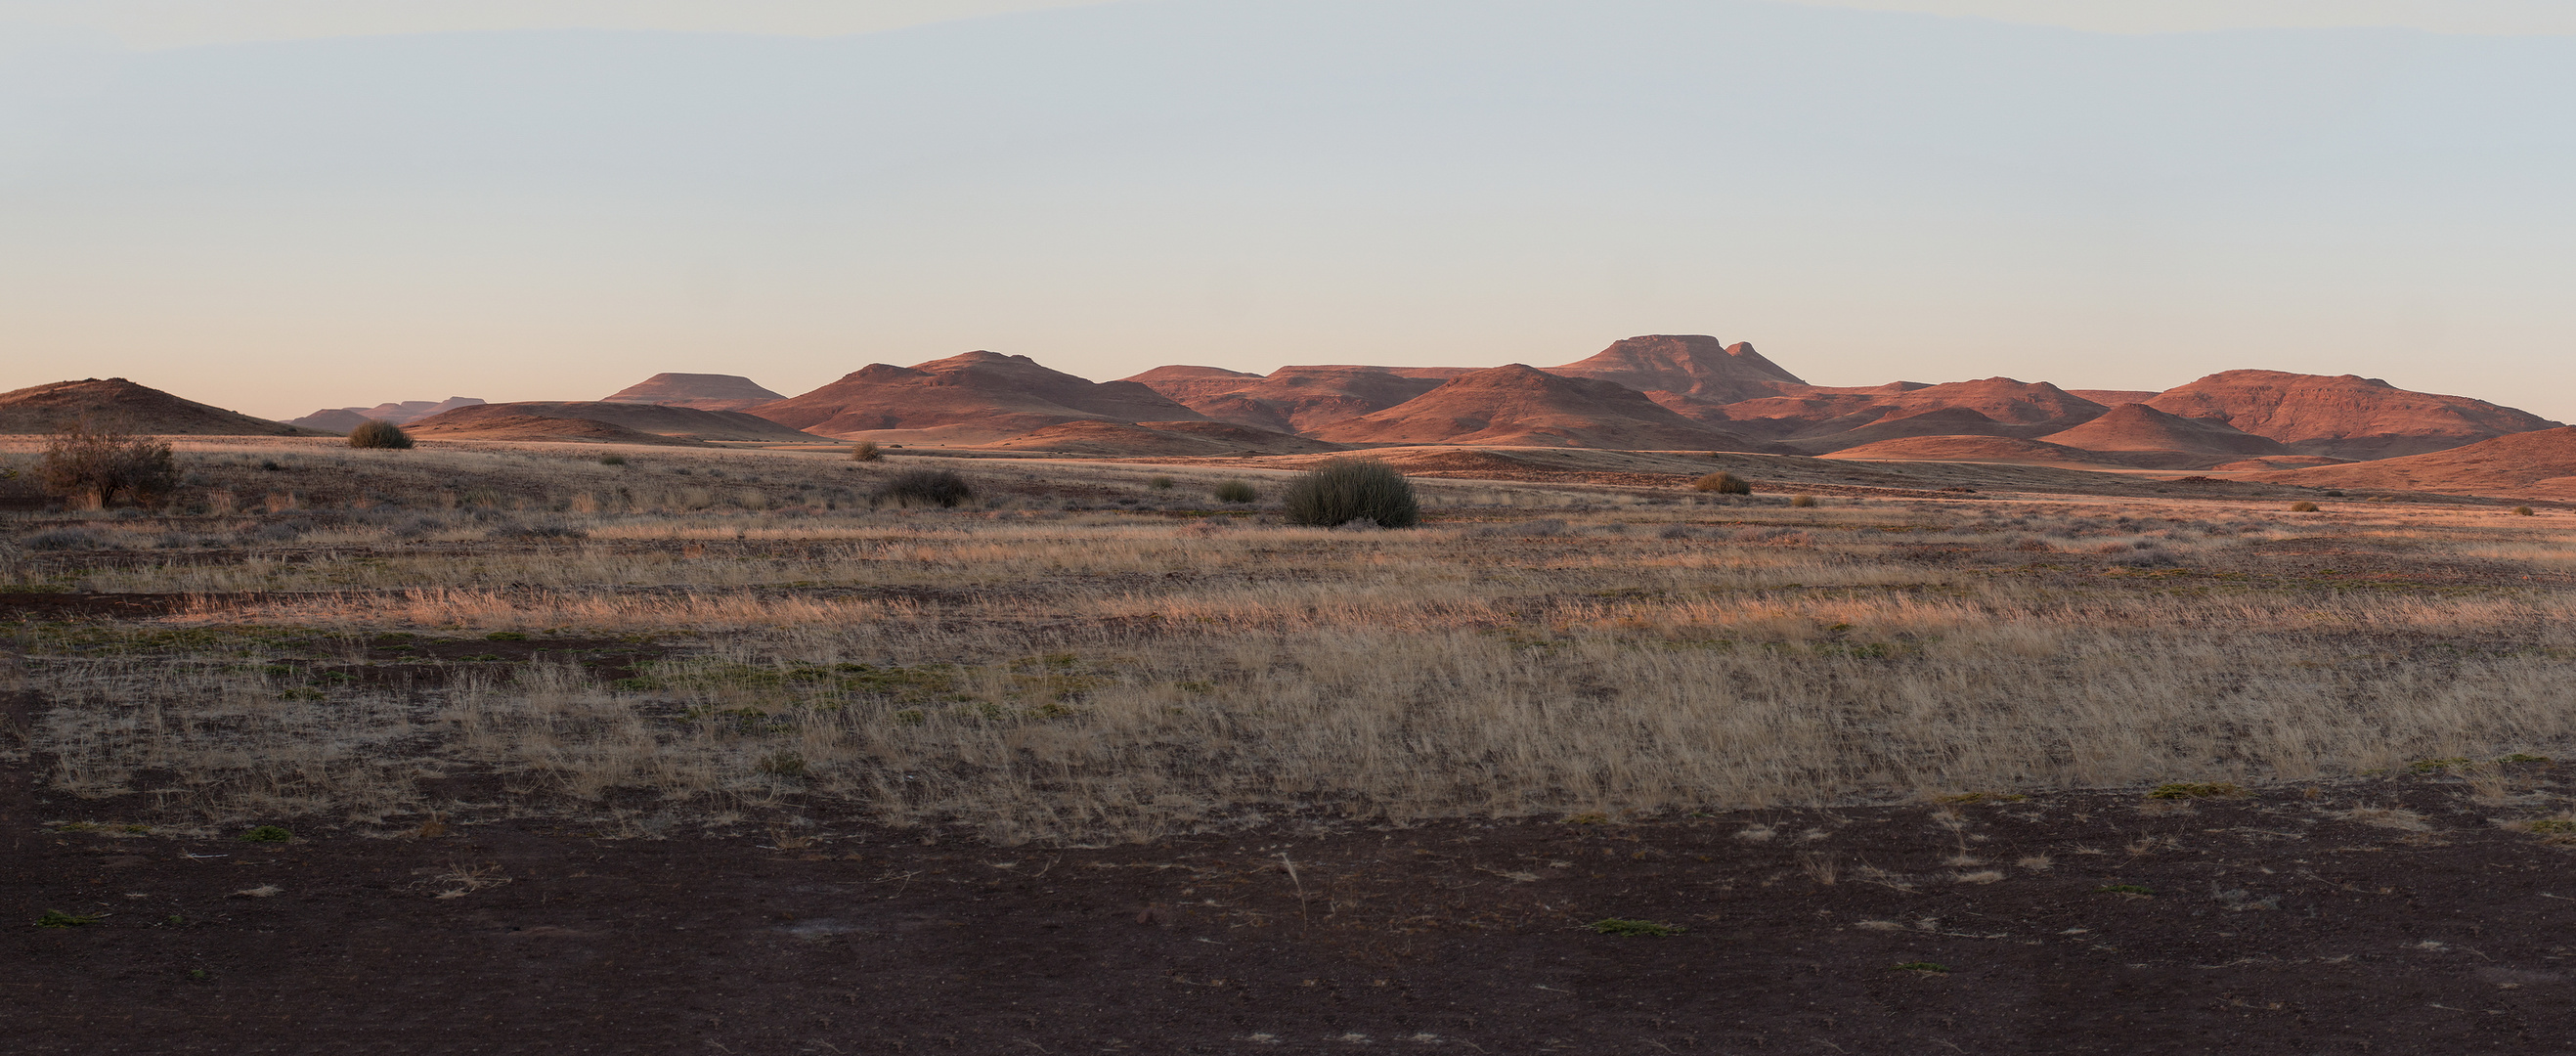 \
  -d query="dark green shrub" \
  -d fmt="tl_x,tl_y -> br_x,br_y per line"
346,420 -> 414,450
1212,479 -> 1258,504
1282,458 -> 1419,528
598,454 -> 626,466
1148,475 -> 1175,491
239,825 -> 293,843
1692,472 -> 1751,495
877,468 -> 973,508
38,423 -> 176,507
1590,918 -> 1684,937
851,441 -> 883,462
